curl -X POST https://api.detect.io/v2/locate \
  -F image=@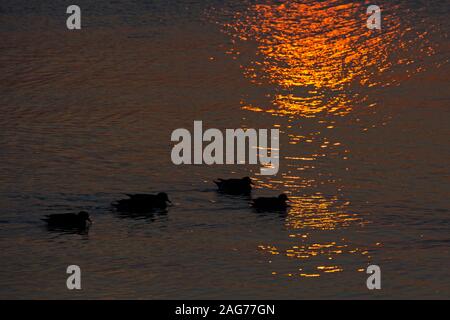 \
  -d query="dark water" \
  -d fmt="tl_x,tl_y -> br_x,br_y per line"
0,0 -> 449,299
